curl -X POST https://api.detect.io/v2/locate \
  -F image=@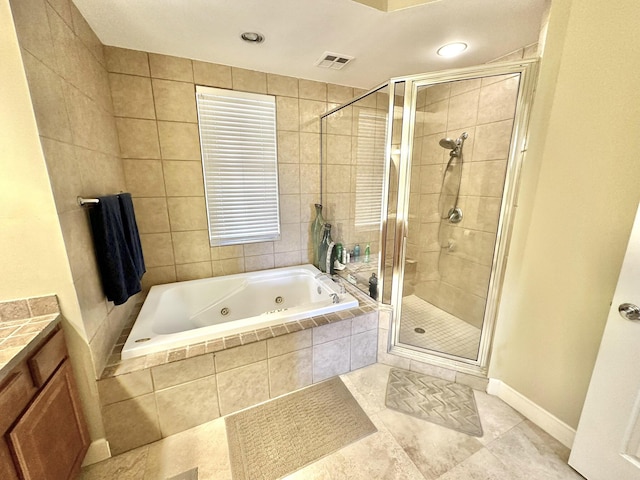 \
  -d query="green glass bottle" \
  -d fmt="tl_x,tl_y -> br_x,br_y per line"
311,204 -> 325,268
